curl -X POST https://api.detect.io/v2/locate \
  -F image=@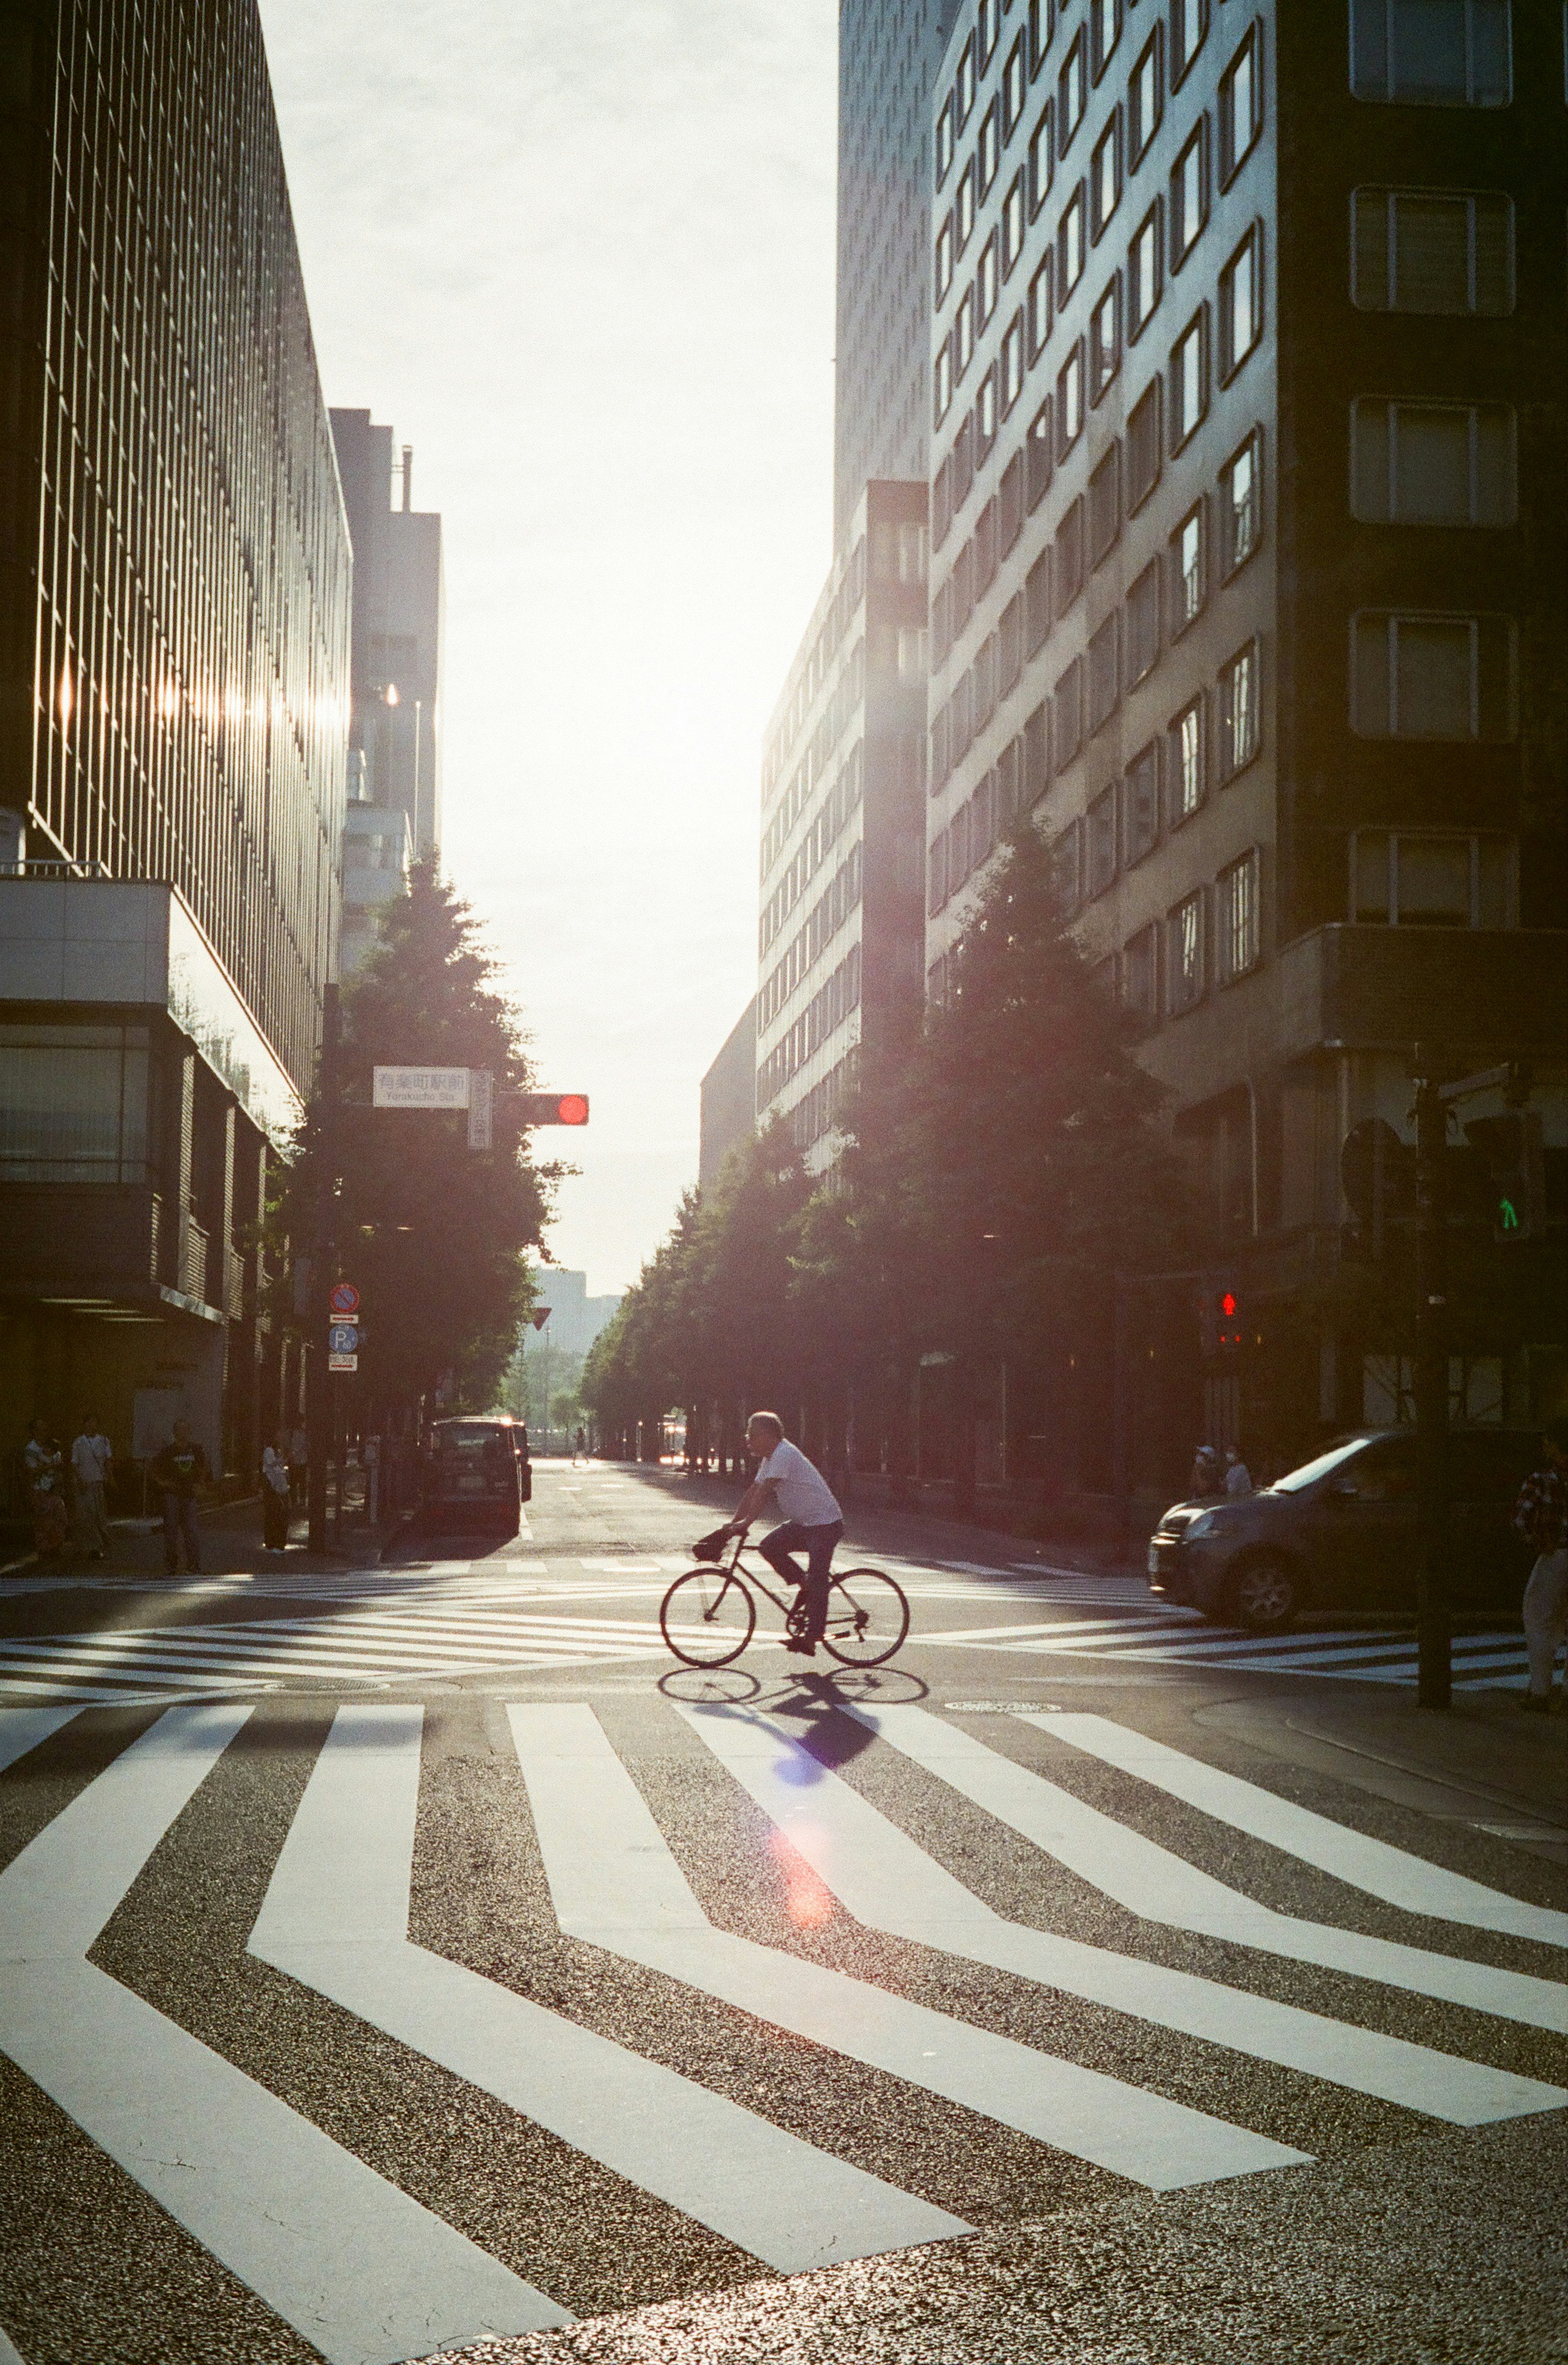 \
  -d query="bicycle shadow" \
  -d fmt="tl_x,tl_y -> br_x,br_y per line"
657,1661 -> 928,1778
